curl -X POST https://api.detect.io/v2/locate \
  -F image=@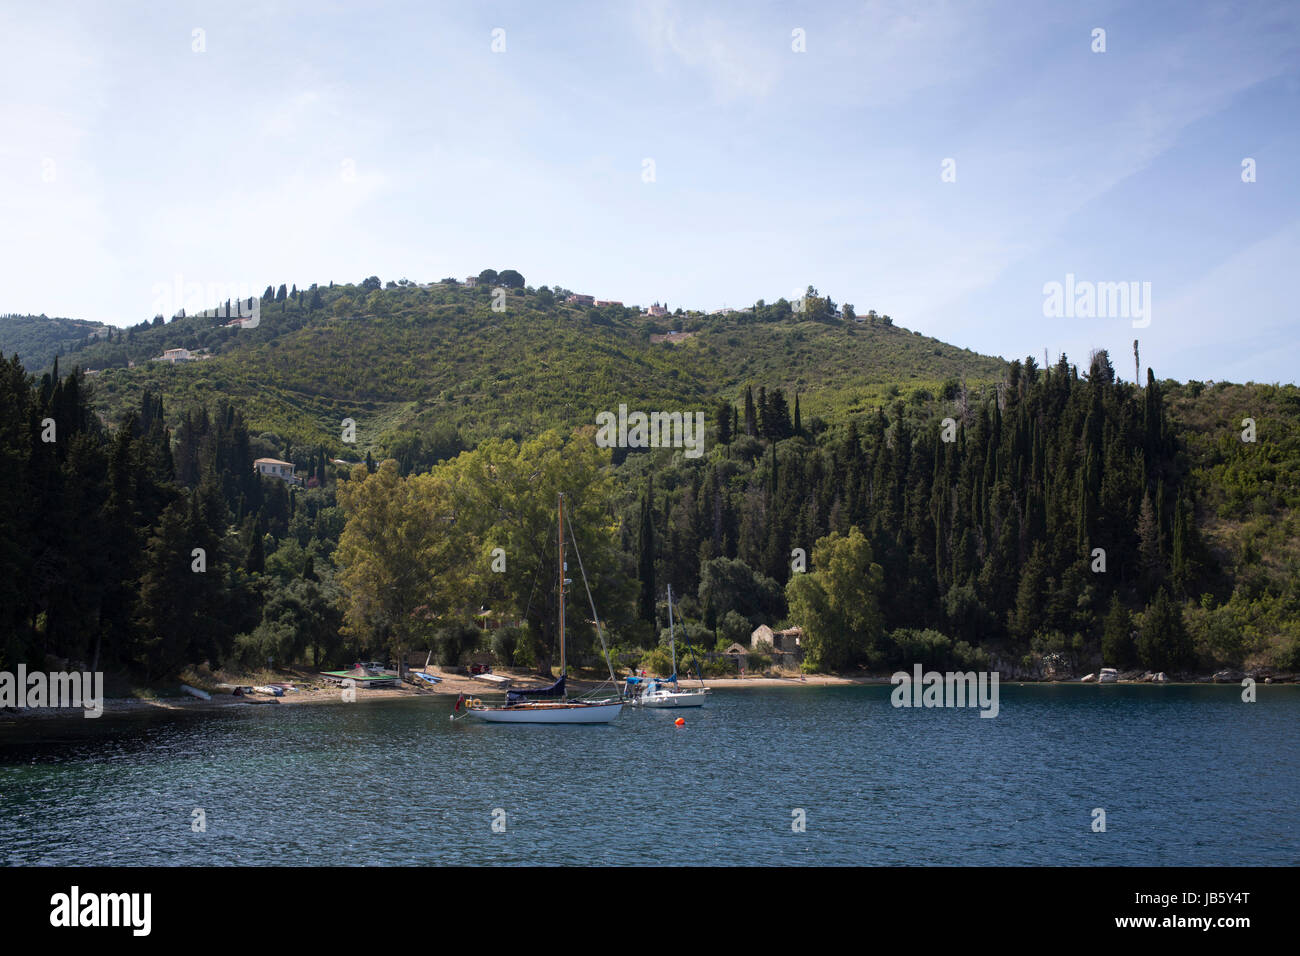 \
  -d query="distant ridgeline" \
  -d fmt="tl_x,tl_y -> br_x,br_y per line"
0,276 -> 1296,682
29,277 -> 1002,451
0,313 -> 110,375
